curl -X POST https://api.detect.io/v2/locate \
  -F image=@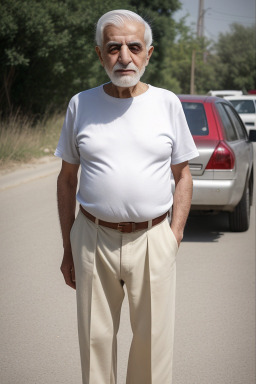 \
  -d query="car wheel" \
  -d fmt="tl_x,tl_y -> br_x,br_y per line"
229,179 -> 250,232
